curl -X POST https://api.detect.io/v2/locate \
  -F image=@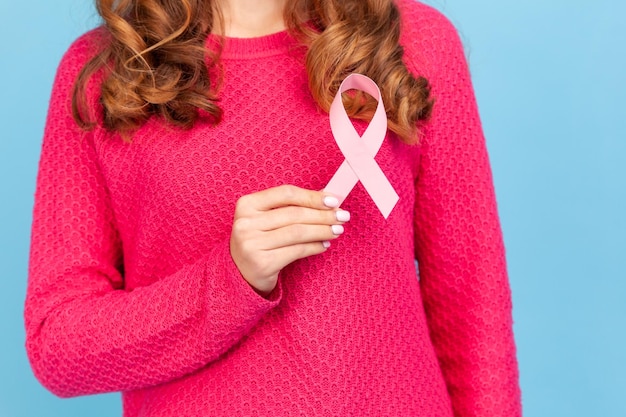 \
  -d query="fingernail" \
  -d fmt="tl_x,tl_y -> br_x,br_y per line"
336,210 -> 351,222
331,225 -> 344,235
323,196 -> 340,208
322,241 -> 331,248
